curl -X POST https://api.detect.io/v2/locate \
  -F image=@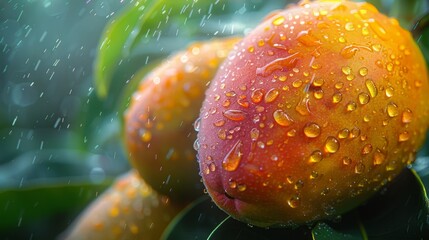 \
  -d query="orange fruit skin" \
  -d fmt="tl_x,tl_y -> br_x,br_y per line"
124,38 -> 240,202
197,0 -> 429,227
64,171 -> 181,240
